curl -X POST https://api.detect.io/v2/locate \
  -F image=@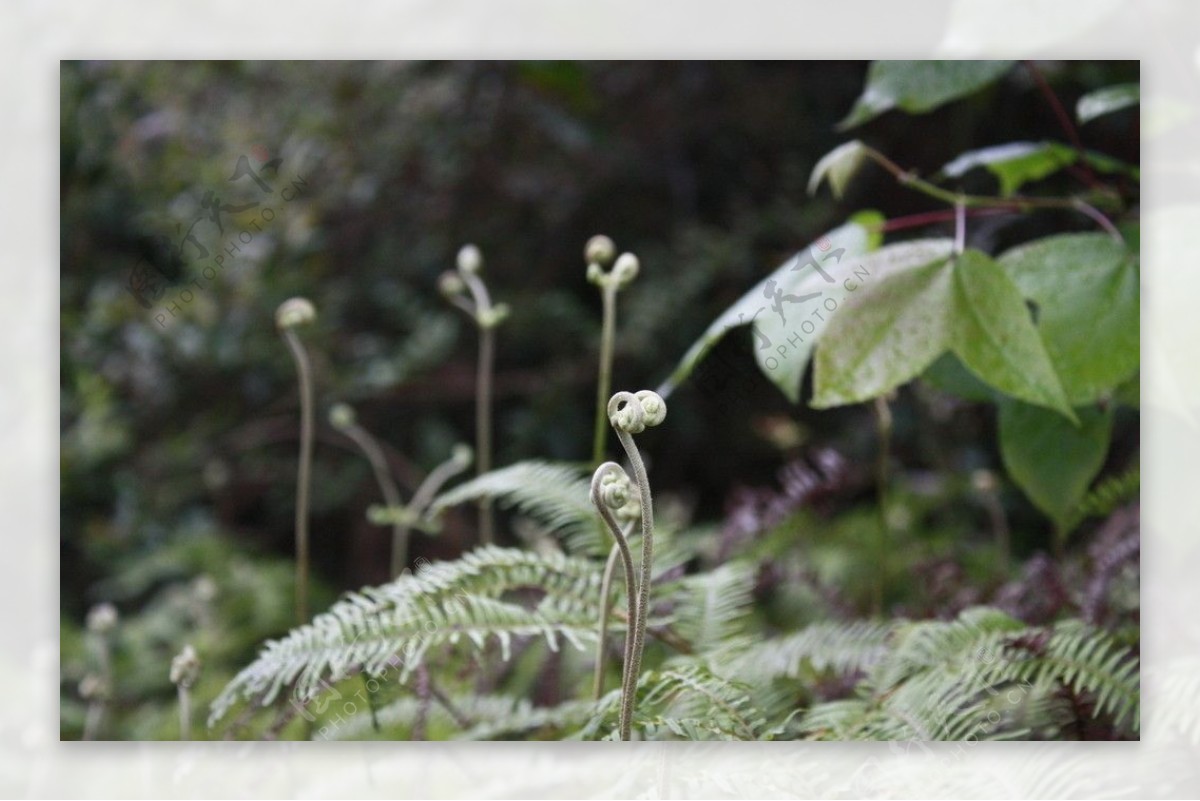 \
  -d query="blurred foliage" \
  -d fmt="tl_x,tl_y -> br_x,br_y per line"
60,60 -> 1139,740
